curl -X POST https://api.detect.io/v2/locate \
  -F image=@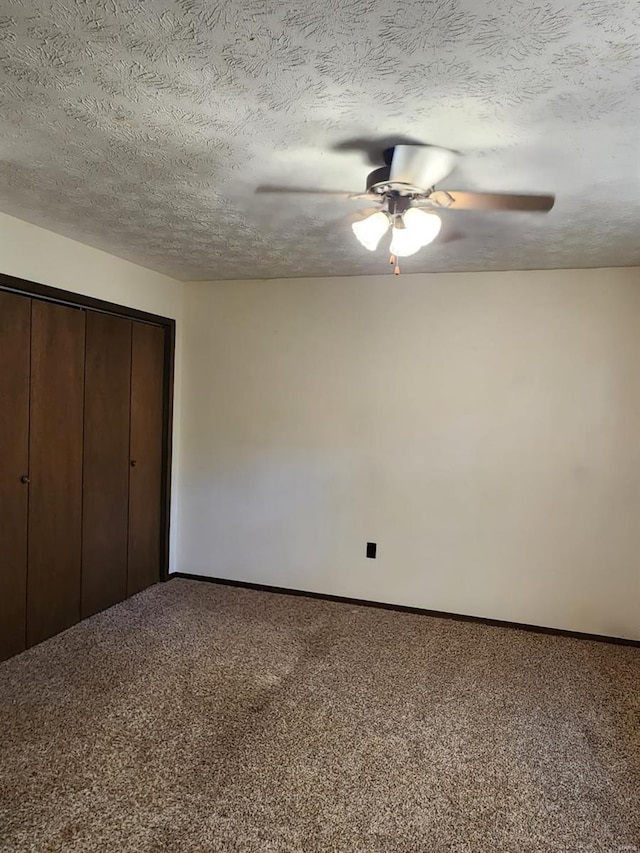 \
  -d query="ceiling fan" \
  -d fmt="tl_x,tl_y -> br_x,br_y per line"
257,144 -> 555,274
